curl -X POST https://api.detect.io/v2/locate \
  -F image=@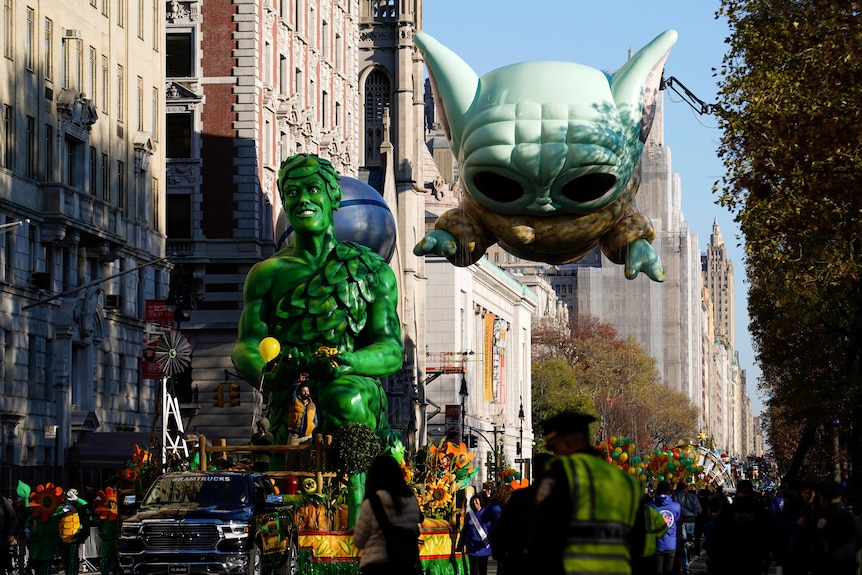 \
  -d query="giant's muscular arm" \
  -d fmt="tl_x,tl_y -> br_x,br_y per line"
231,258 -> 280,387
